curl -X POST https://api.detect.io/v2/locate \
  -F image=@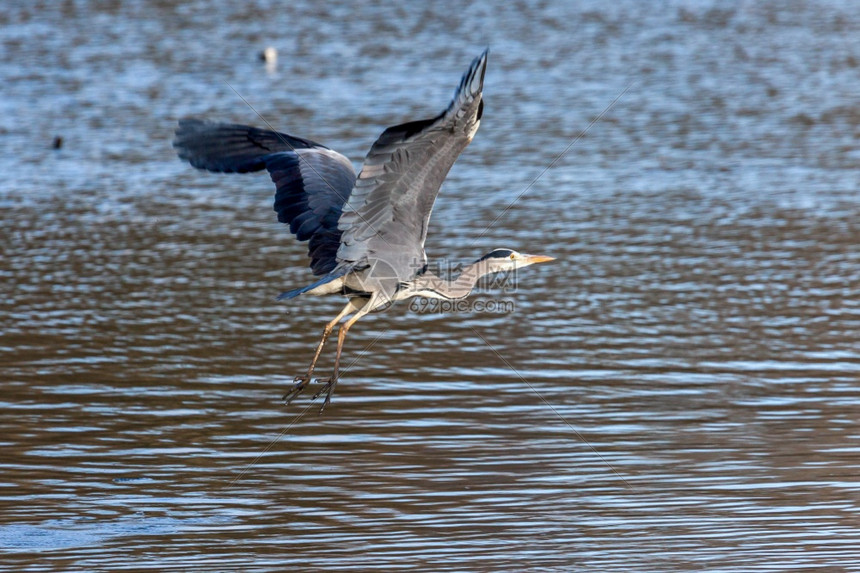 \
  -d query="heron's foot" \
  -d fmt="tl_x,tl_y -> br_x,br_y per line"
282,375 -> 312,405
311,376 -> 338,414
